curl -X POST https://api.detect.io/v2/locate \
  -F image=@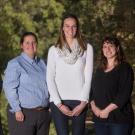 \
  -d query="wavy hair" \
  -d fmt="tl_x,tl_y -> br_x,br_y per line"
100,36 -> 126,70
